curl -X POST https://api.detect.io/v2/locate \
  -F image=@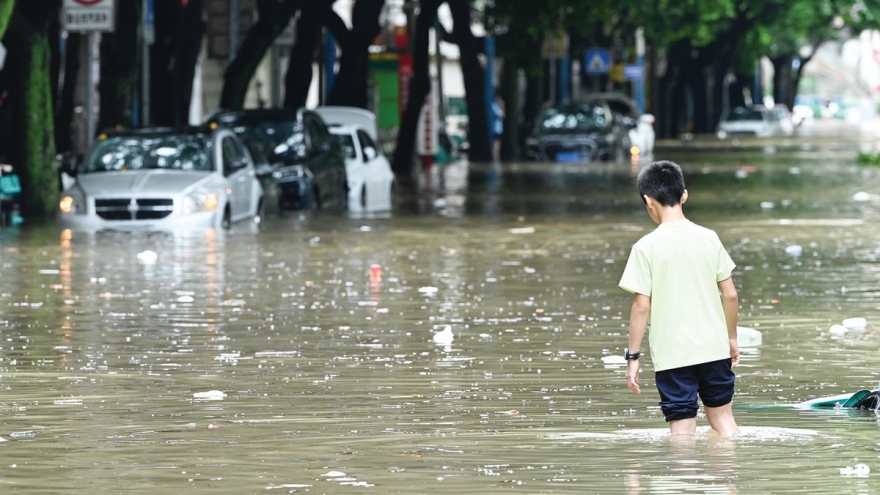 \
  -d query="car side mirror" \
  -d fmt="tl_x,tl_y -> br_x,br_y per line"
363,147 -> 377,161
229,157 -> 248,172
58,155 -> 79,176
